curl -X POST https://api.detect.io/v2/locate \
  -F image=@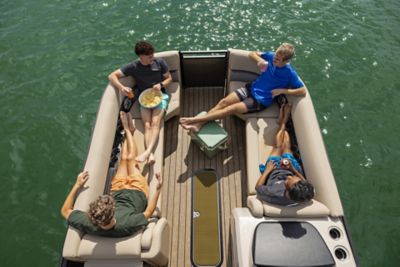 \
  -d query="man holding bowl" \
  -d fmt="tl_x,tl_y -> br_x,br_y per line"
109,41 -> 172,164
